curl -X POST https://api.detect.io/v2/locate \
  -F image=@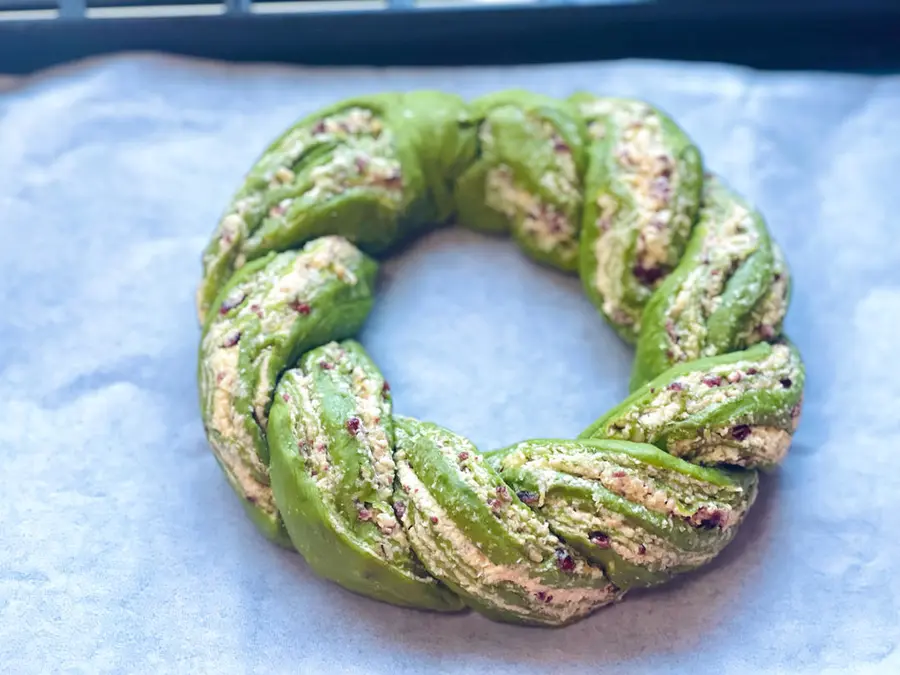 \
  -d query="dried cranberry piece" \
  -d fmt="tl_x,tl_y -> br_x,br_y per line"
290,301 -> 312,315
553,138 -> 570,153
219,291 -> 246,315
667,382 -> 684,392
633,264 -> 664,286
516,491 -> 540,505
650,176 -> 672,202
555,549 -> 576,572
221,330 -> 241,348
703,375 -> 723,387
319,360 -> 333,370
346,417 -> 361,434
731,424 -> 752,441
690,506 -> 726,529
393,501 -> 407,520
588,531 -> 611,549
